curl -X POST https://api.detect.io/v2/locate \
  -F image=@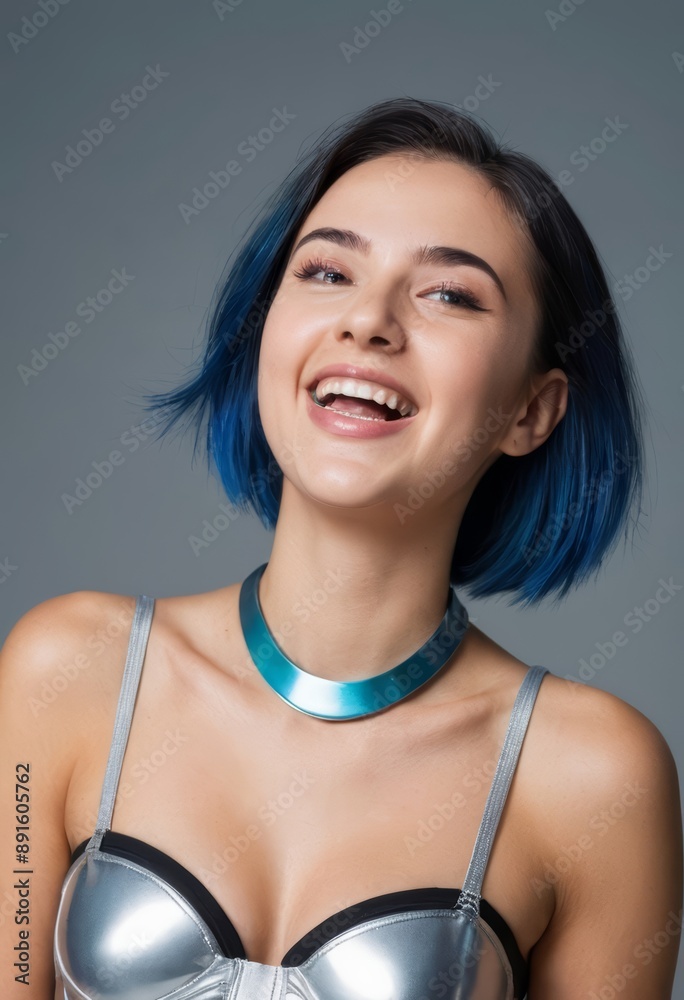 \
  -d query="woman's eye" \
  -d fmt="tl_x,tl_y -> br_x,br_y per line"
423,283 -> 485,311
292,258 -> 347,283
